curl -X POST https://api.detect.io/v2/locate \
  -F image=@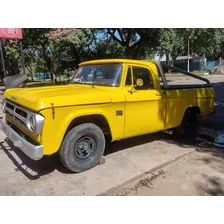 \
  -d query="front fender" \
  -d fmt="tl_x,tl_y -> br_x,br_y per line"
39,103 -> 125,155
